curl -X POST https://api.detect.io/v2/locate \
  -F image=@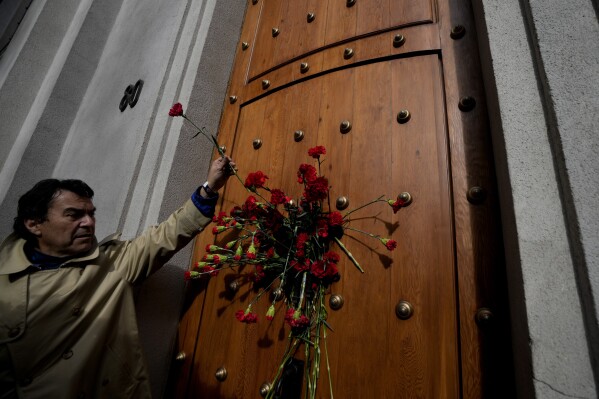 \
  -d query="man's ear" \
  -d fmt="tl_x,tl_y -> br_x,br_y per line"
24,219 -> 42,237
